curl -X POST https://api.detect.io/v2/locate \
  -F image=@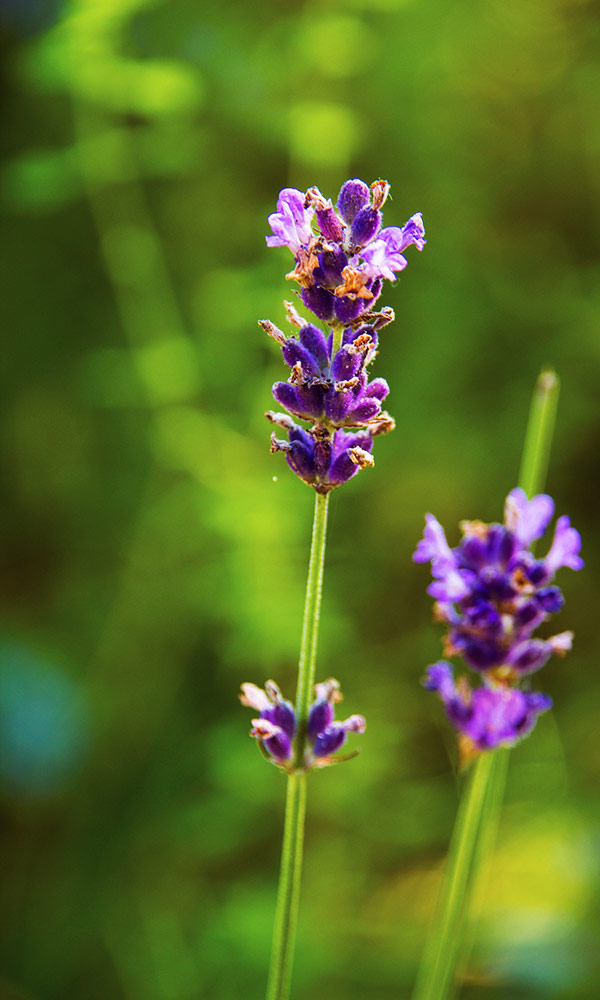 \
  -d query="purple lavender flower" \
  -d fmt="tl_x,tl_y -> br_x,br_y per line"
240,680 -> 296,762
262,179 -> 424,491
424,662 -> 552,752
240,678 -> 366,771
413,489 -> 583,679
266,188 -> 315,253
266,410 -> 394,493
415,490 -> 582,756
265,179 -> 425,326
270,322 -> 390,428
